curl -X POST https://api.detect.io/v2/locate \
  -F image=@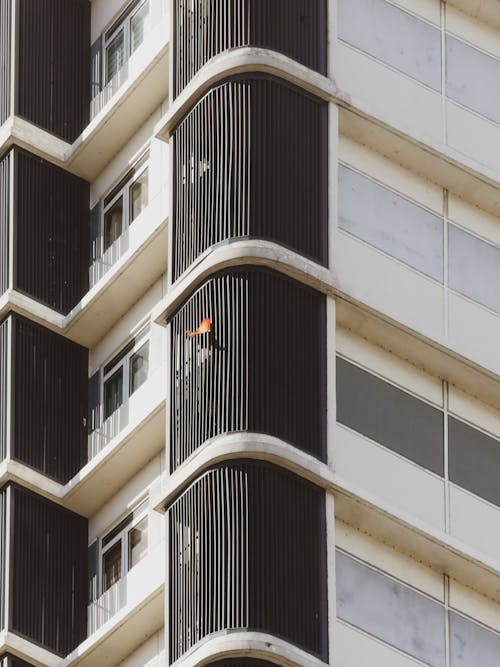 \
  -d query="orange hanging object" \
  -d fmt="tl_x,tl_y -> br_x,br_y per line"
187,317 -> 212,338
